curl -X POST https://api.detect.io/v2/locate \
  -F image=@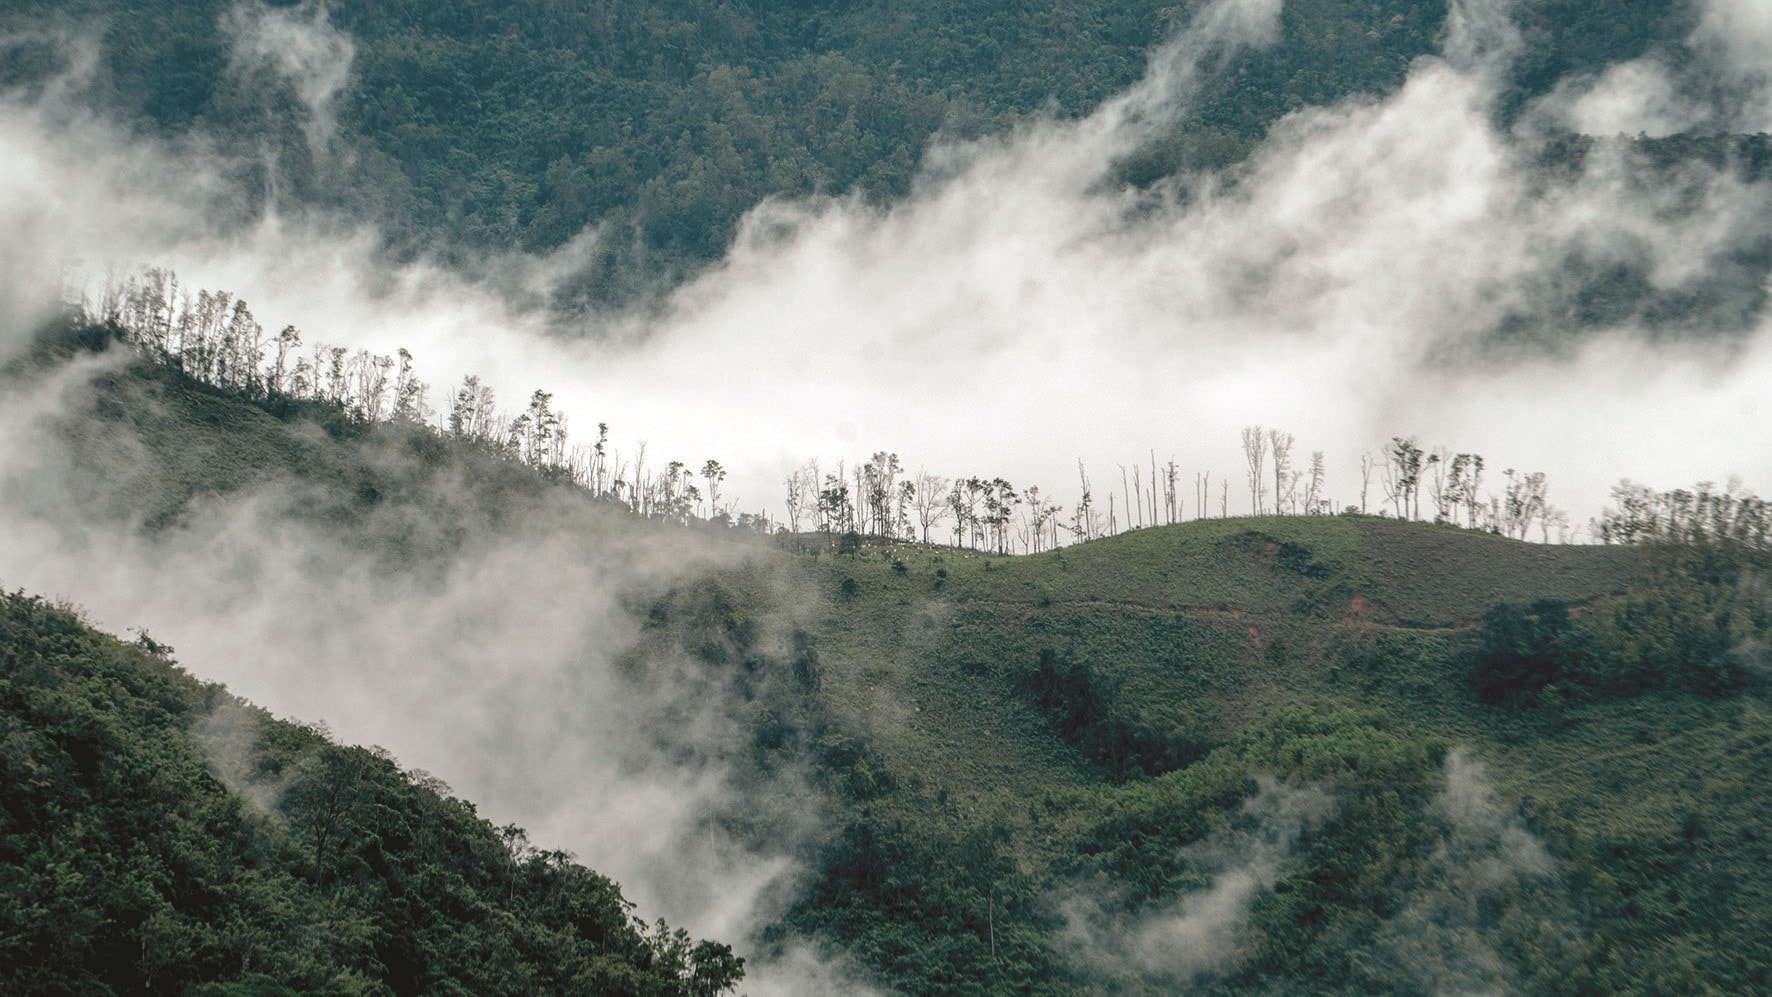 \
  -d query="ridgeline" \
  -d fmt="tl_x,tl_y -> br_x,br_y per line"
3,325 -> 1768,992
